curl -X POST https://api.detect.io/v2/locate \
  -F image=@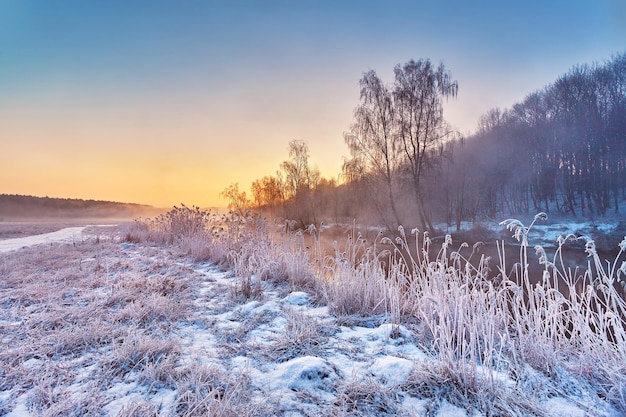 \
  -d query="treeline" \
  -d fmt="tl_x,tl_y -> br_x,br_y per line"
461,53 -> 626,220
0,194 -> 160,220
225,53 -> 626,231
221,140 -> 344,229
